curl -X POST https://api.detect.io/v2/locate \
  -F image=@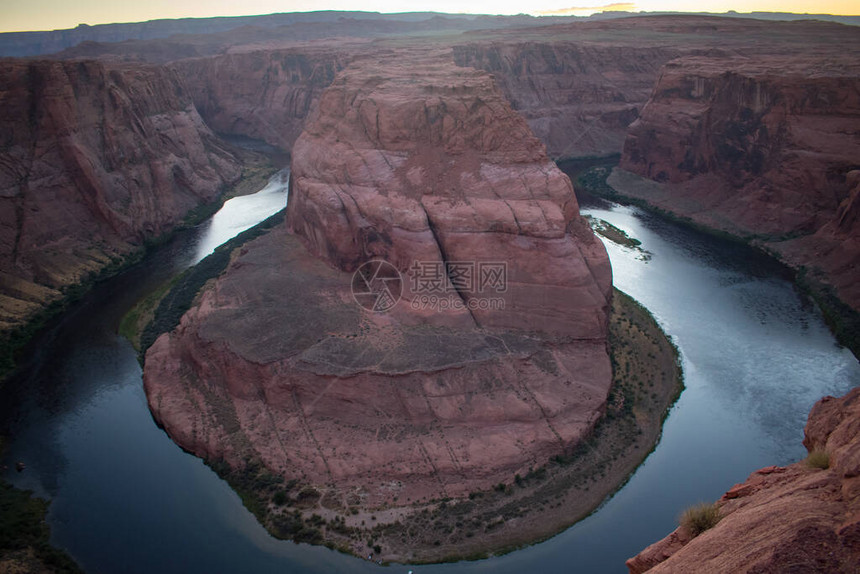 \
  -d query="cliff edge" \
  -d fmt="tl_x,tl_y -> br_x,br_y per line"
627,387 -> 860,573
0,59 -> 242,334
616,50 -> 860,316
